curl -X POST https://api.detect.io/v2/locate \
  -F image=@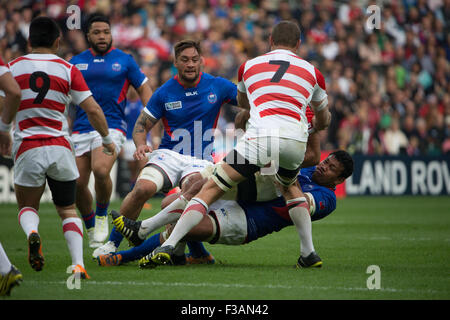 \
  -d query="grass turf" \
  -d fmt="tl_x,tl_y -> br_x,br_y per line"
0,196 -> 449,300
